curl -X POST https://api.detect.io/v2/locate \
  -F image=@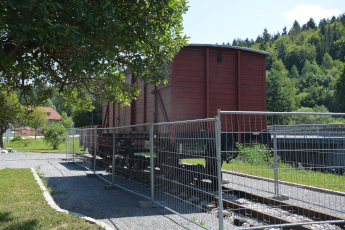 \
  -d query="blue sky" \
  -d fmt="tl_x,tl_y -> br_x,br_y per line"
182,0 -> 345,44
